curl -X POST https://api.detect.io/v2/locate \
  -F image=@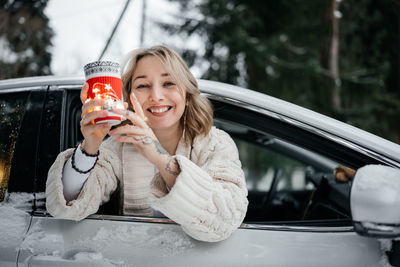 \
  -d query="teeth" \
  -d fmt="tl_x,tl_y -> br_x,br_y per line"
150,107 -> 169,113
